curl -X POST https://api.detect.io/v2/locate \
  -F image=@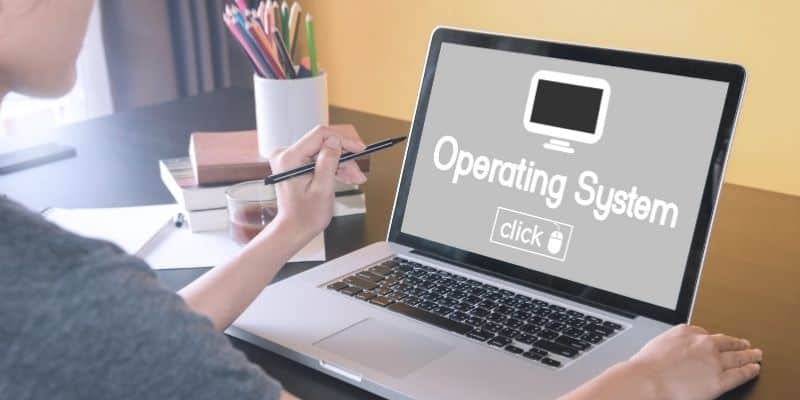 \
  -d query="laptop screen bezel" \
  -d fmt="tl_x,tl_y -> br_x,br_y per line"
387,27 -> 745,325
